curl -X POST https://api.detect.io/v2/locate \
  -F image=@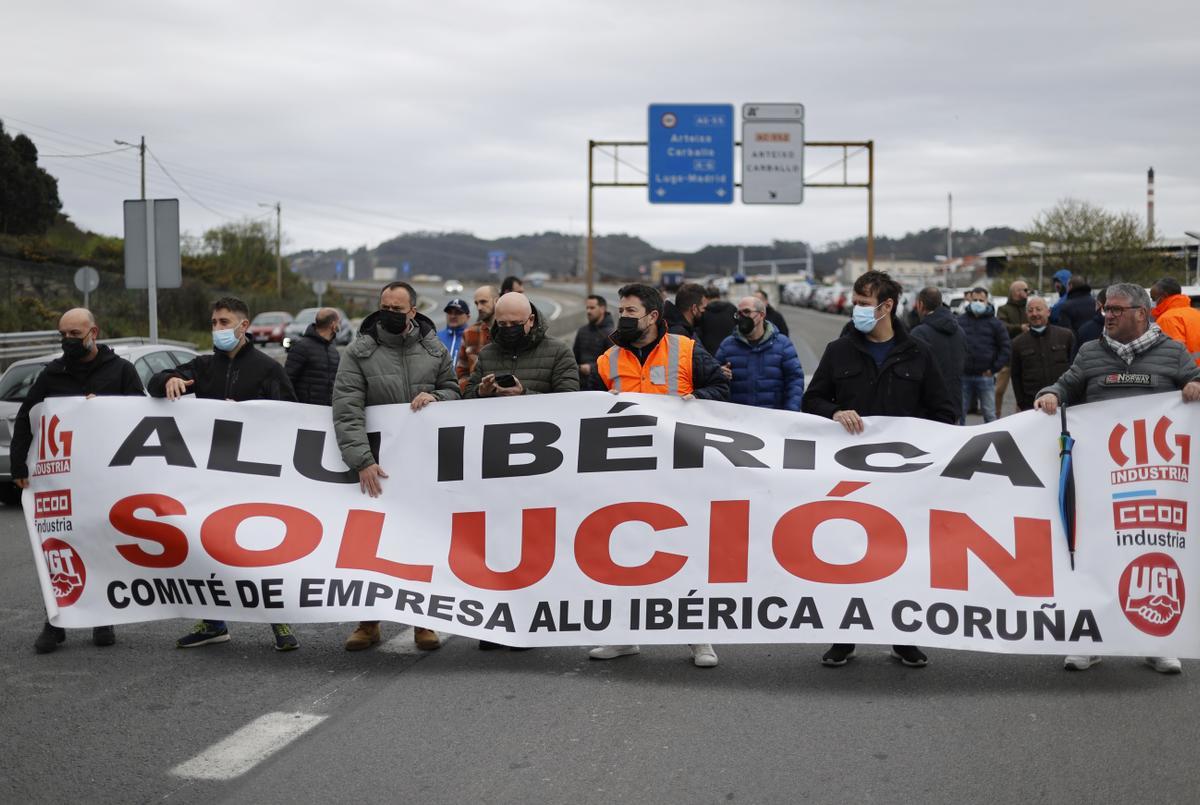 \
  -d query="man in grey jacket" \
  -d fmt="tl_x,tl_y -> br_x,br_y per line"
333,281 -> 462,653
1035,282 -> 1200,675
